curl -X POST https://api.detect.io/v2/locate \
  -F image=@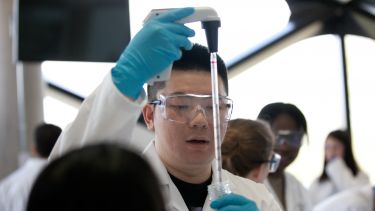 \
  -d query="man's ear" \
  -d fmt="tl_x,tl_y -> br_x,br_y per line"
142,104 -> 155,131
